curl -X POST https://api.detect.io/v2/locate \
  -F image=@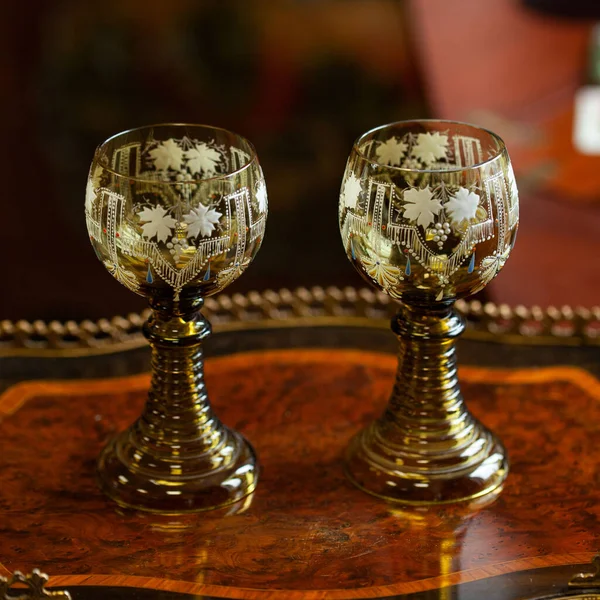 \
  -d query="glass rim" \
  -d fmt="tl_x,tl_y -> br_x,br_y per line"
93,122 -> 259,185
352,119 -> 509,174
